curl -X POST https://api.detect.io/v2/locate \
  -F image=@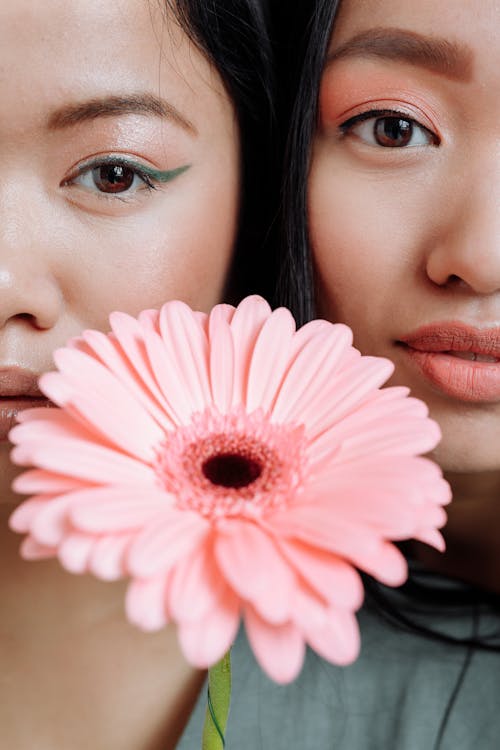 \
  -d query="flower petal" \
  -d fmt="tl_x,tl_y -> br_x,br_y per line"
158,301 -> 211,413
304,356 -> 394,439
168,540 -> 227,623
244,606 -> 305,684
12,469 -> 90,495
9,496 -> 51,533
215,520 -> 295,624
68,487 -> 169,532
208,305 -> 234,413
31,495 -> 73,546
126,576 -> 169,631
81,328 -> 172,430
20,535 -> 56,560
50,347 -> 165,461
229,295 -> 271,407
11,437 -> 156,486
58,533 -> 95,573
271,322 -> 353,423
177,592 -> 240,668
88,534 -> 132,580
109,310 -> 173,413
299,597 -> 361,665
143,329 -> 198,424
277,538 -> 364,609
128,509 -> 209,577
246,308 -> 296,413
